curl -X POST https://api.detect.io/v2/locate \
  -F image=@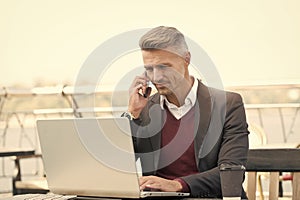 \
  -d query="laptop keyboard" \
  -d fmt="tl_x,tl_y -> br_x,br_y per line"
22,193 -> 76,200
